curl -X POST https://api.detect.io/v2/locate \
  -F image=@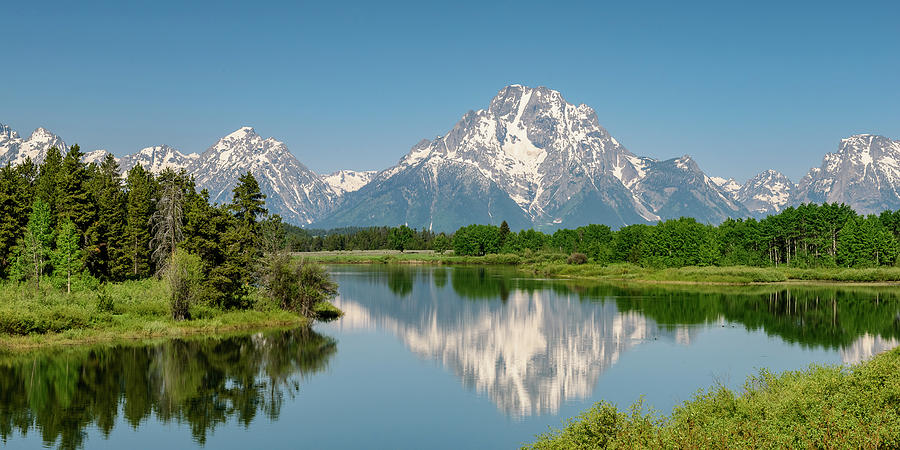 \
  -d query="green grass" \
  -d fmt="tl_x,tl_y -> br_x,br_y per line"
525,347 -> 900,449
0,278 -> 313,351
300,251 -> 900,284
